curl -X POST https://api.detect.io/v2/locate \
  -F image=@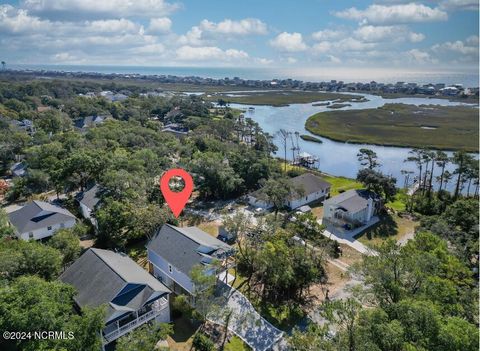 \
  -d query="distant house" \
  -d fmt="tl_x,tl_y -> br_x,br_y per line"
74,115 -> 109,130
8,200 -> 76,240
322,189 -> 381,228
248,173 -> 331,210
60,248 -> 170,348
2,118 -> 36,135
147,224 -> 235,300
9,162 -> 27,177
76,184 -> 101,227
161,123 -> 189,138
